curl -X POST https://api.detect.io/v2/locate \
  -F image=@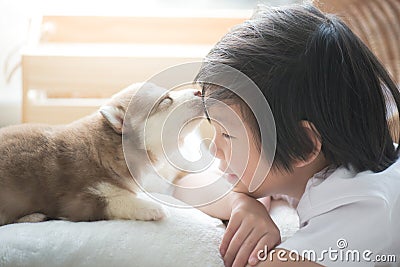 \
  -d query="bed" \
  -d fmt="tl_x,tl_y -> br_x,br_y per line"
0,193 -> 298,267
